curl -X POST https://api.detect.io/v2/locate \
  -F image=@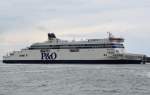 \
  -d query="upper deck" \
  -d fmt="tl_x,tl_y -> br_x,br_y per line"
28,33 -> 125,49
